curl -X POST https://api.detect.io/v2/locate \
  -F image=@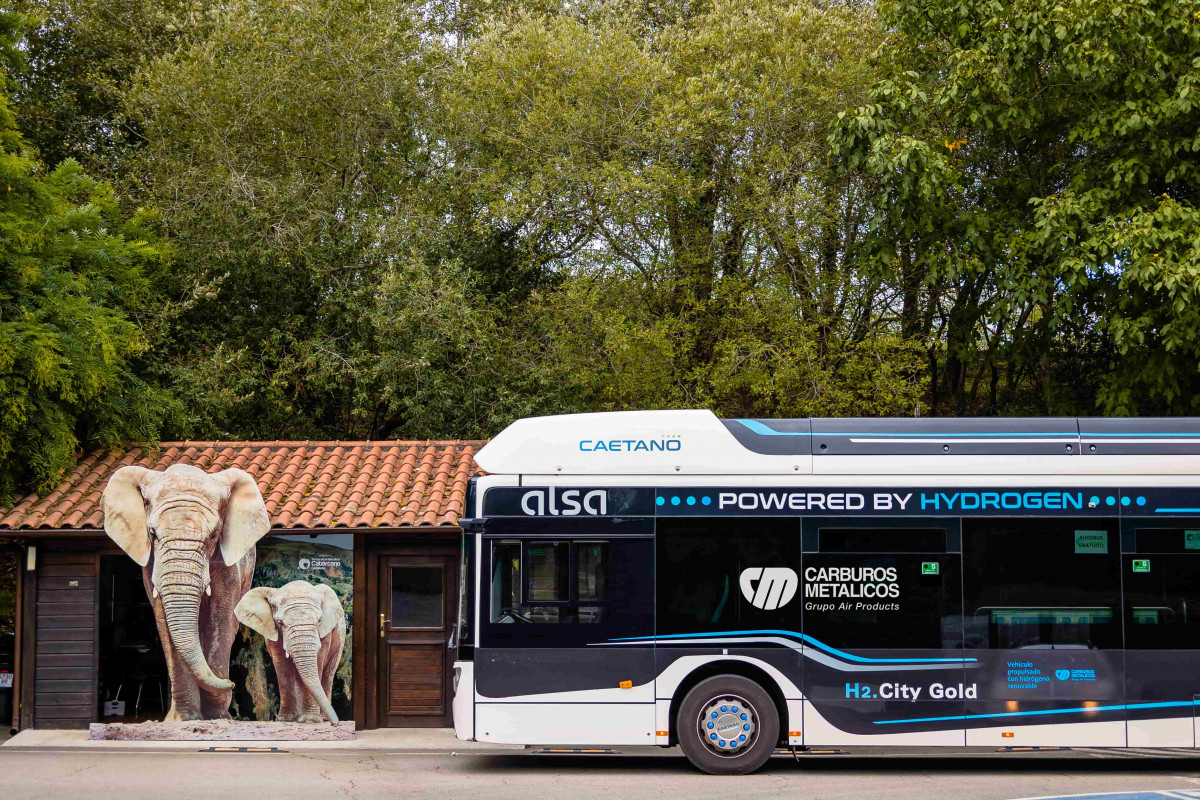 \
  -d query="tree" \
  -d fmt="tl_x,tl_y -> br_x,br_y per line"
11,0 -> 214,174
832,0 -> 1200,414
0,10 -> 172,500
437,0 -> 927,418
